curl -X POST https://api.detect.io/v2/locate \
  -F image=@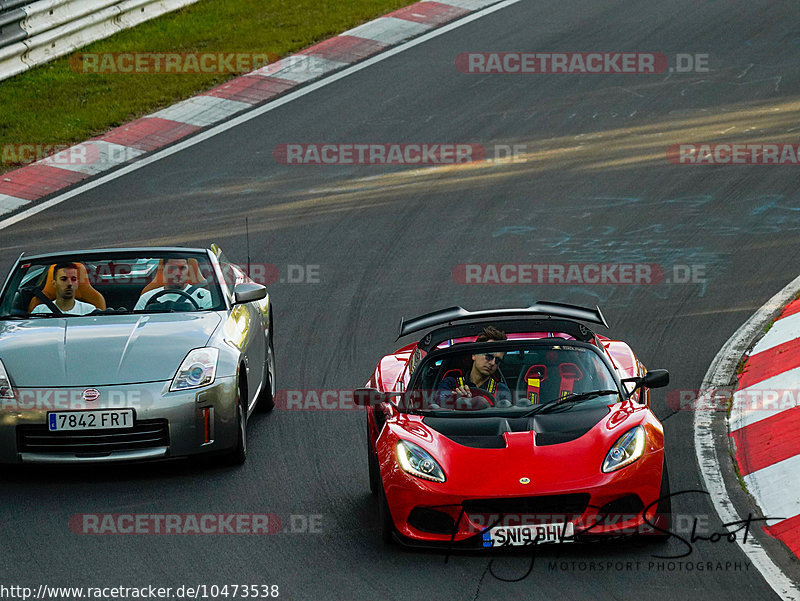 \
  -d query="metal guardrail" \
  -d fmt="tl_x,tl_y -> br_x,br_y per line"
0,0 -> 201,81
0,0 -> 31,50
